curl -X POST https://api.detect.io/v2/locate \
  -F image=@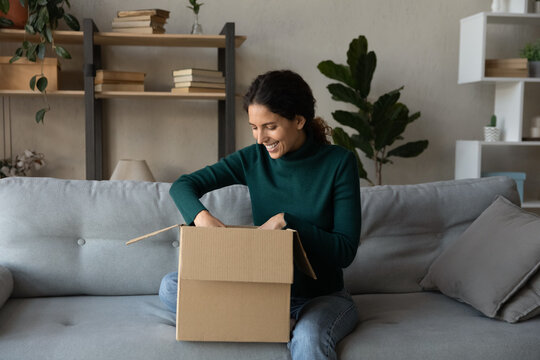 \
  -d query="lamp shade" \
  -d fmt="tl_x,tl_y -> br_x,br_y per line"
110,159 -> 156,182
